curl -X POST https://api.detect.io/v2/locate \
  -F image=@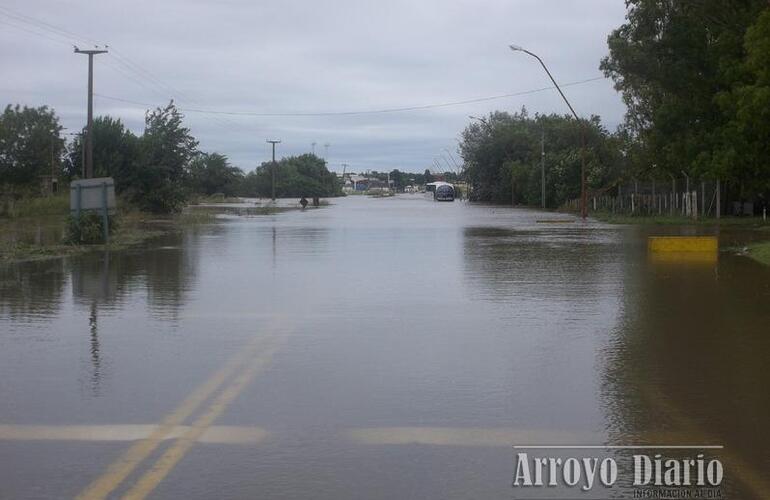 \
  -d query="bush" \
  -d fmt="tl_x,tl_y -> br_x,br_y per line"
65,211 -> 118,244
